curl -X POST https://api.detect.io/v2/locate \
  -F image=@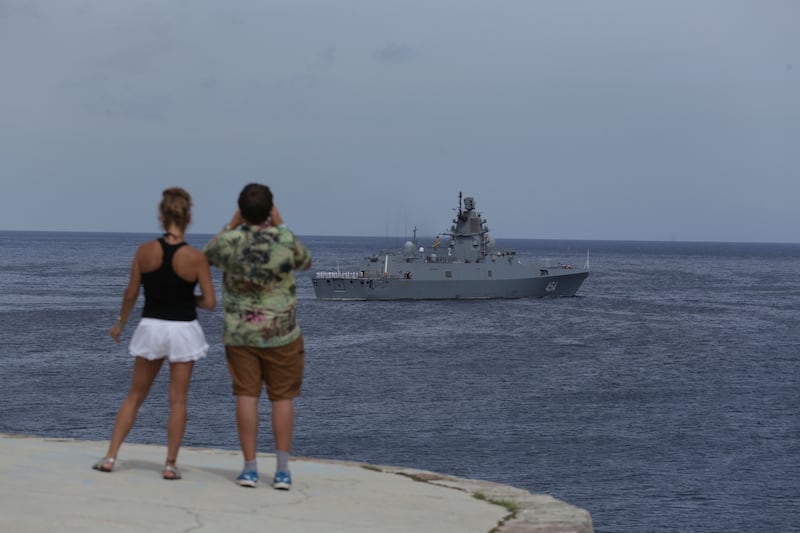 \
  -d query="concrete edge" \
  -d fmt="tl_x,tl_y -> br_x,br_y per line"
366,464 -> 594,533
2,433 -> 593,533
